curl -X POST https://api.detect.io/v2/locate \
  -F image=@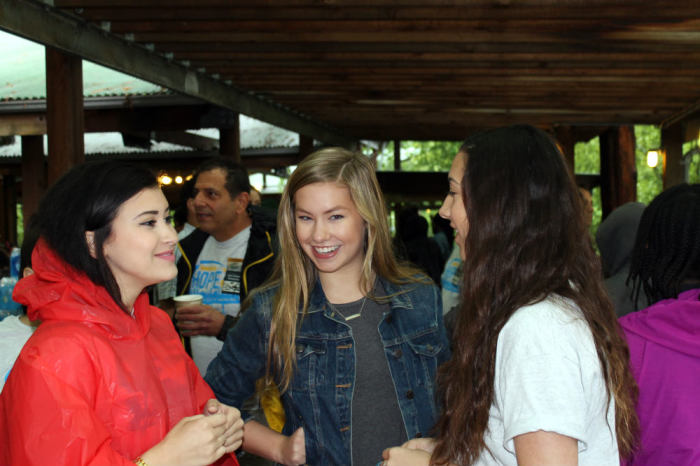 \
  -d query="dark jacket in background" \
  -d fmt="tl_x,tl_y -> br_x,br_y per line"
595,202 -> 648,317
